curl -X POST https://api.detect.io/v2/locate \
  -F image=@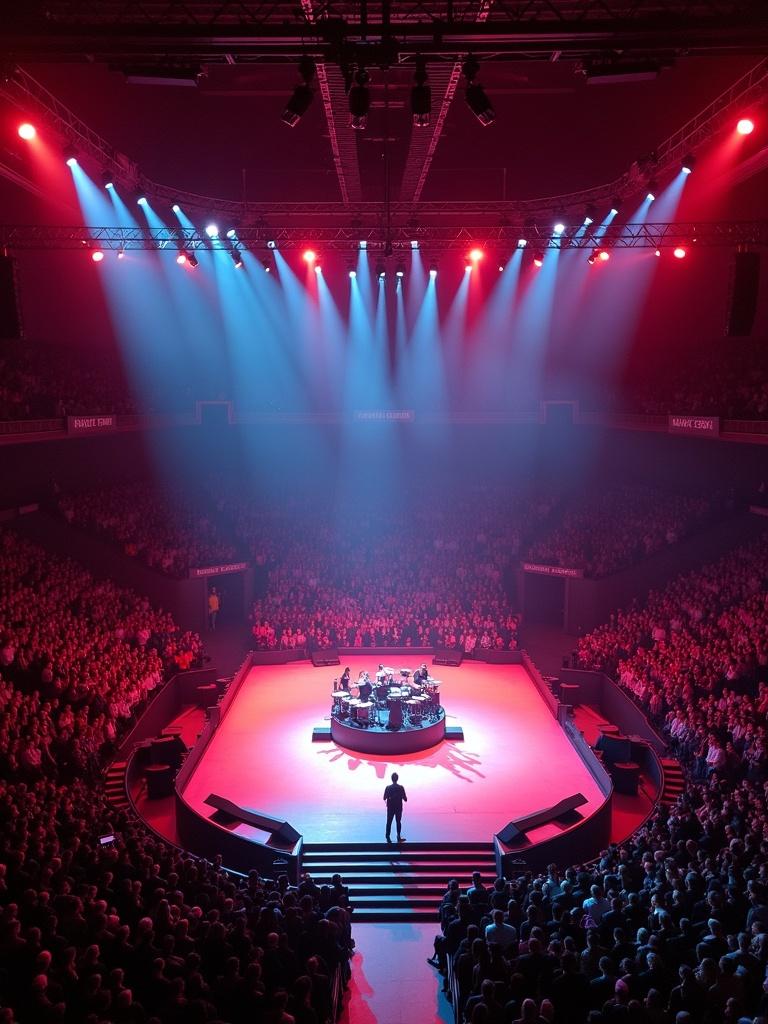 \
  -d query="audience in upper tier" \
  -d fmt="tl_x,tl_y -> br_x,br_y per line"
0,531 -> 354,1024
